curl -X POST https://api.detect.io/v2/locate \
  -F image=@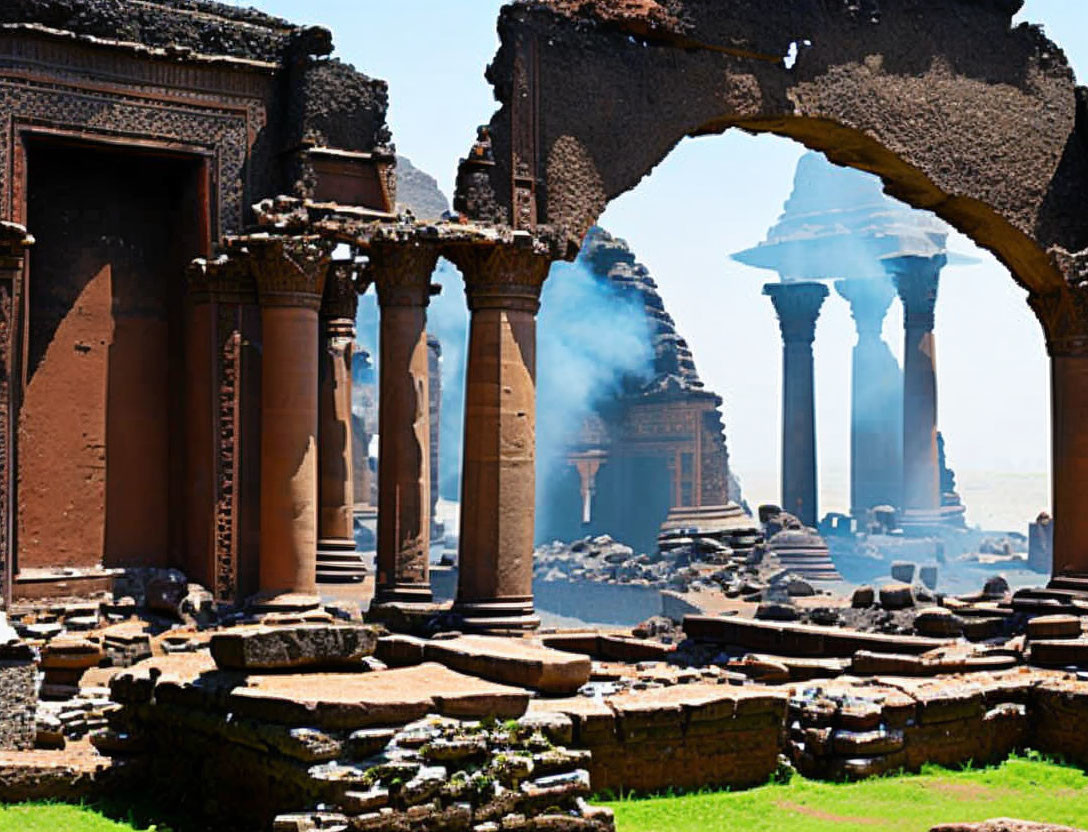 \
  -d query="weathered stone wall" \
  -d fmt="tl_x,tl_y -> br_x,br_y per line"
0,653 -> 37,751
530,685 -> 788,795
458,0 -> 1086,297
